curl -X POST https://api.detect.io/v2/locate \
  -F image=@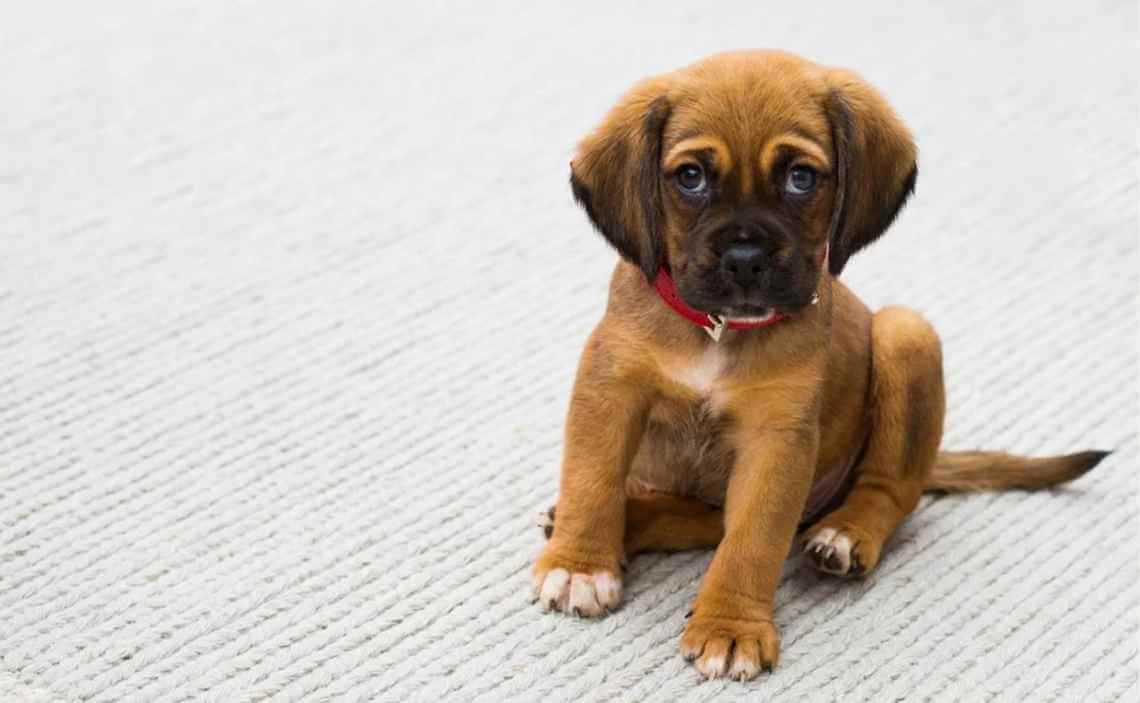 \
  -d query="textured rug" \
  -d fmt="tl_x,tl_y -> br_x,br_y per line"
1,2 -> 1136,701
